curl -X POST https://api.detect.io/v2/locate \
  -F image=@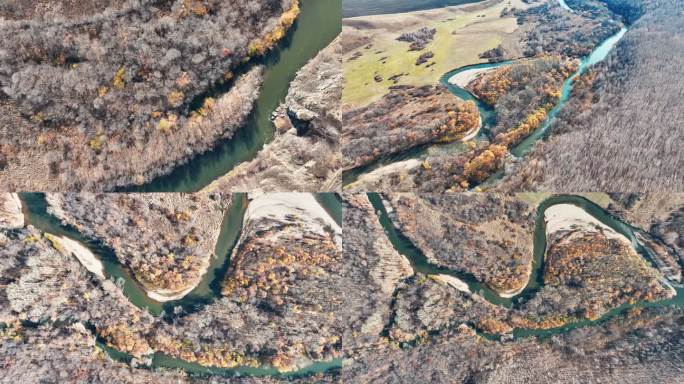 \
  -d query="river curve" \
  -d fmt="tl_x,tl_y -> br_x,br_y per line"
368,192 -> 684,340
